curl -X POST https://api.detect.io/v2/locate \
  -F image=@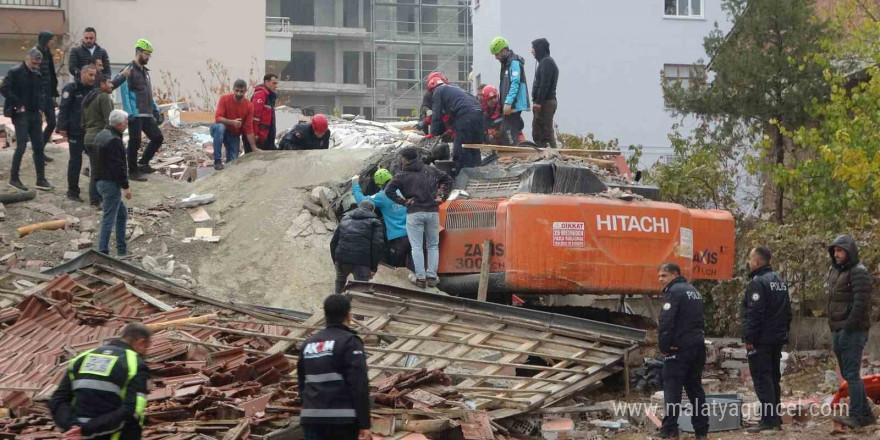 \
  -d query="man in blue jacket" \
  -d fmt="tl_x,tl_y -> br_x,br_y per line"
352,169 -> 409,268
490,37 -> 530,146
